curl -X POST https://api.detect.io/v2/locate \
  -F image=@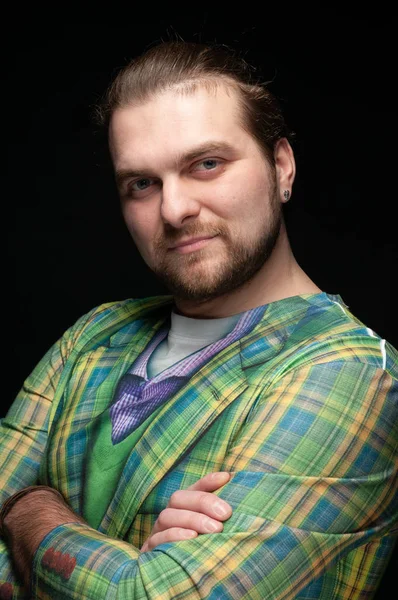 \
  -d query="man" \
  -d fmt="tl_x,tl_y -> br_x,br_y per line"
1,41 -> 397,599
